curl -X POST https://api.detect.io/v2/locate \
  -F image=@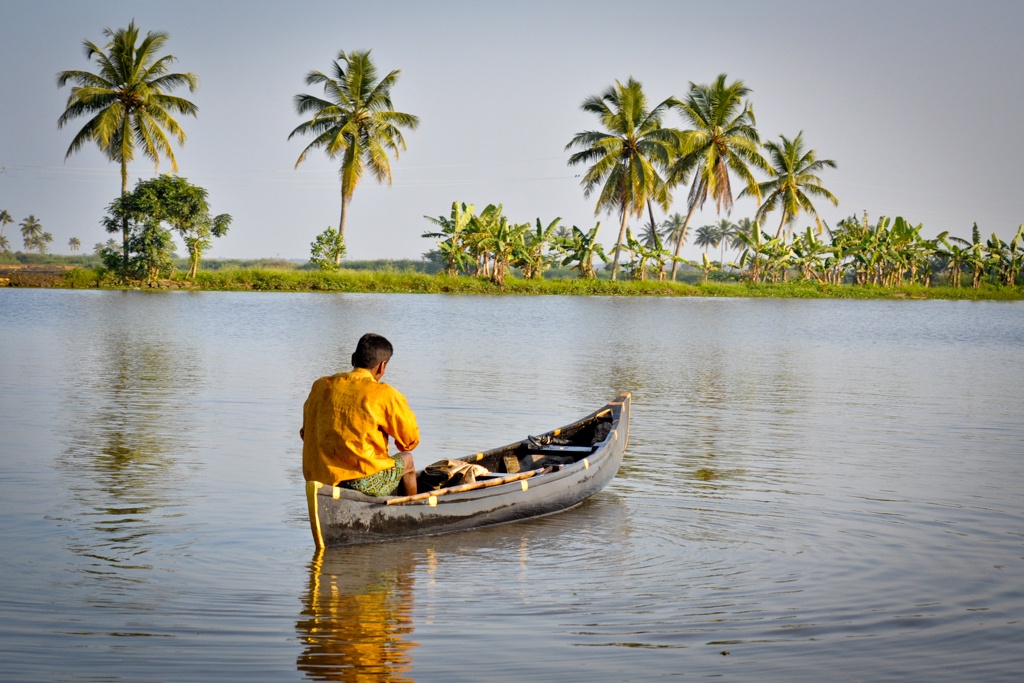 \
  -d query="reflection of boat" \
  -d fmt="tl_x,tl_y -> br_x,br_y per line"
305,393 -> 631,548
